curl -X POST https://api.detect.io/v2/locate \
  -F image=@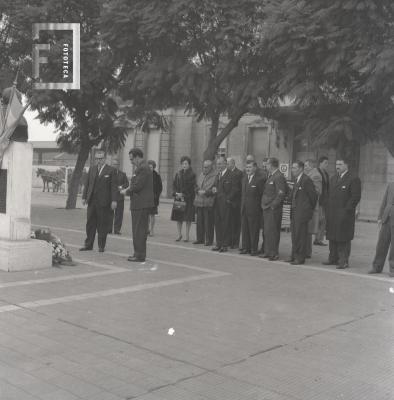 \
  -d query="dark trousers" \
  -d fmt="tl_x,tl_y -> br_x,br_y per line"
306,234 -> 312,258
196,207 -> 214,245
291,216 -> 308,262
328,240 -> 351,266
373,219 -> 394,272
241,212 -> 261,253
230,205 -> 241,248
263,207 -> 283,257
214,202 -> 231,248
260,212 -> 265,253
131,209 -> 149,260
85,200 -> 111,249
111,200 -> 124,233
